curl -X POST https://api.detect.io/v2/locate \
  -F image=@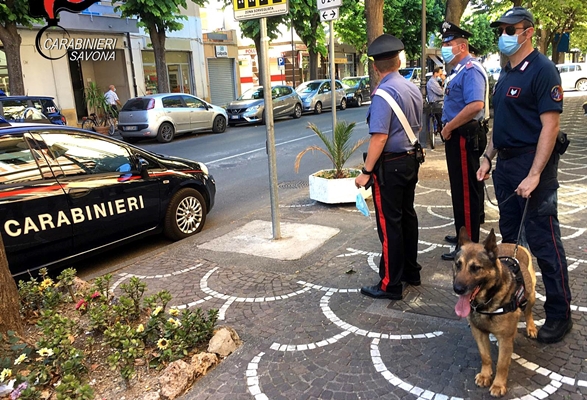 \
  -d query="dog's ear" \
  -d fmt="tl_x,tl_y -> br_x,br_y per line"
483,229 -> 498,261
458,226 -> 471,247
